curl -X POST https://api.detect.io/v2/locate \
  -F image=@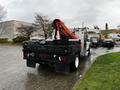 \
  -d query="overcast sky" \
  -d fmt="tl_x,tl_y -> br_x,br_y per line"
1,0 -> 120,29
